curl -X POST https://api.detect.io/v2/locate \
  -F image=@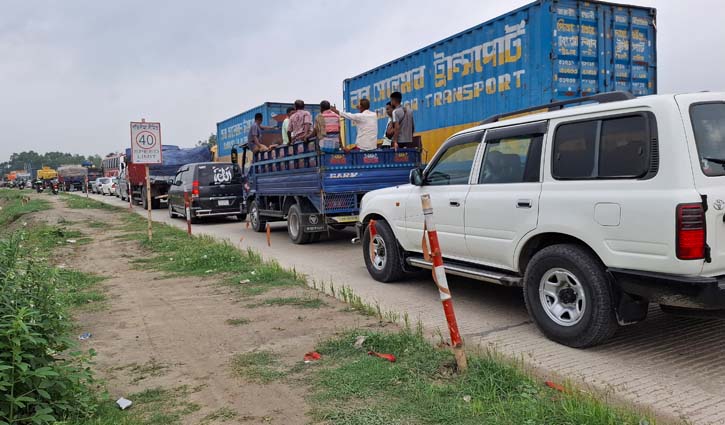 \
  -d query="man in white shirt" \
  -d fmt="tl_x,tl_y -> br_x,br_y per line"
331,98 -> 378,151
